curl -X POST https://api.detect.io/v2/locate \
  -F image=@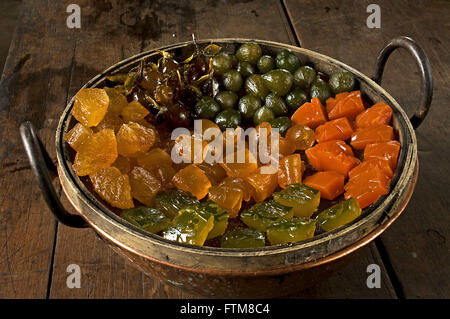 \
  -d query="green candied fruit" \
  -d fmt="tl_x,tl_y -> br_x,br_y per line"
195,201 -> 229,240
163,209 -> 214,246
221,227 -> 266,248
154,189 -> 199,218
267,217 -> 316,245
317,198 -> 361,232
240,200 -> 294,231
273,184 -> 320,218
120,207 -> 170,234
